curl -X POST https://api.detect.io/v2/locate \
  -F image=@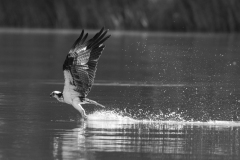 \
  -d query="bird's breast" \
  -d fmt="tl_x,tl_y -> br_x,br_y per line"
63,84 -> 80,104
63,70 -> 81,105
